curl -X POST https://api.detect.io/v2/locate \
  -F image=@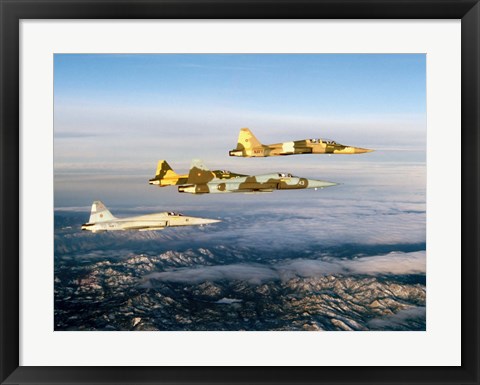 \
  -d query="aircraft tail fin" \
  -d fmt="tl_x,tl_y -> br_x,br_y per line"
188,159 -> 214,184
236,128 -> 262,150
88,201 -> 116,223
155,160 -> 178,179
